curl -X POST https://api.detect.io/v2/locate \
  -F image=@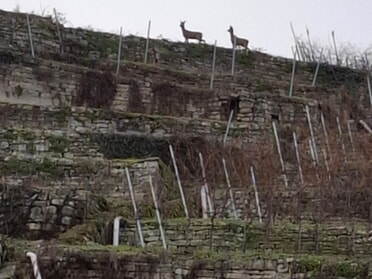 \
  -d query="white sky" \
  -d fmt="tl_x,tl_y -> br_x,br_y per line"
1,0 -> 372,58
